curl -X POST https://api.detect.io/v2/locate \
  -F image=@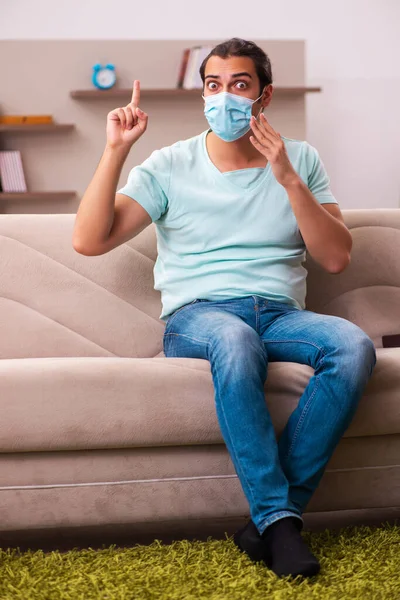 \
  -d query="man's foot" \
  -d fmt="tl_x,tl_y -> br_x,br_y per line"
233,517 -> 320,578
233,519 -> 272,567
